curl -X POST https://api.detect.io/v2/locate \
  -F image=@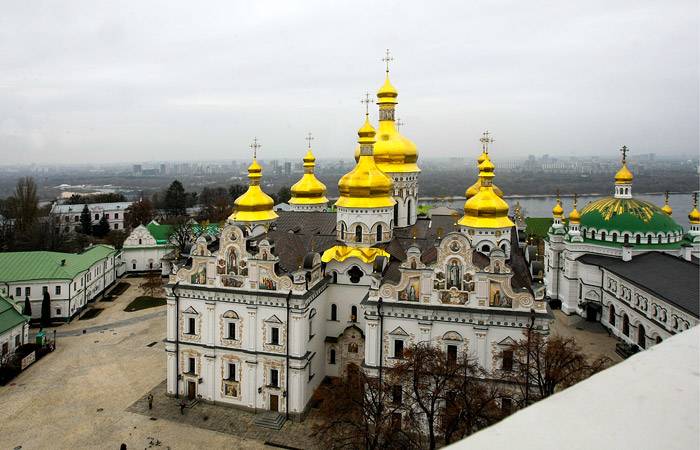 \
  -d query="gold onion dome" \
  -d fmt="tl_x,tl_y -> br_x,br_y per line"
337,115 -> 396,209
661,192 -> 673,216
458,154 -> 514,228
689,195 -> 700,224
615,162 -> 634,184
569,196 -> 581,224
230,155 -> 278,222
353,73 -> 420,173
290,149 -> 328,205
466,150 -> 504,199
552,196 -> 564,218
